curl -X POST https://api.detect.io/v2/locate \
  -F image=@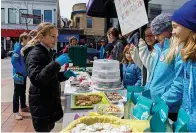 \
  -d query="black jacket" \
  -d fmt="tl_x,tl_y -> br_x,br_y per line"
23,44 -> 67,131
111,40 -> 124,62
